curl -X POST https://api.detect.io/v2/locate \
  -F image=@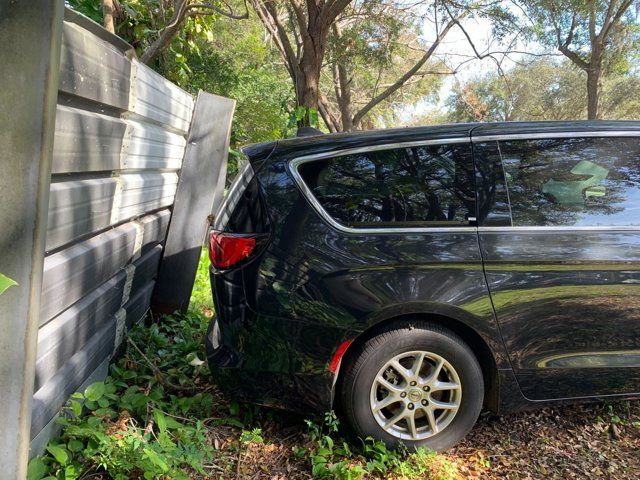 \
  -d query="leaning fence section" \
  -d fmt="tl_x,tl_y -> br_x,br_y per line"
30,9 -> 195,453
